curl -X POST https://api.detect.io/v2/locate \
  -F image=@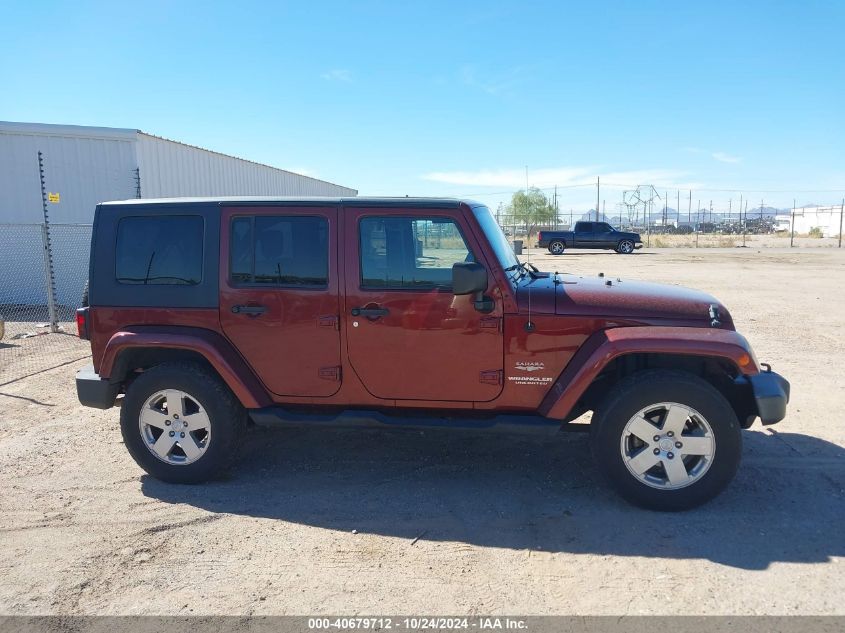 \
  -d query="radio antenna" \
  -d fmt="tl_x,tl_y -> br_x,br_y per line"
525,166 -> 535,332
